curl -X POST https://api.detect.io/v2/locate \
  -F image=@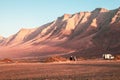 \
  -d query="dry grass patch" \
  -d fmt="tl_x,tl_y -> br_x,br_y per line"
115,55 -> 120,60
44,56 -> 67,62
0,58 -> 14,63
